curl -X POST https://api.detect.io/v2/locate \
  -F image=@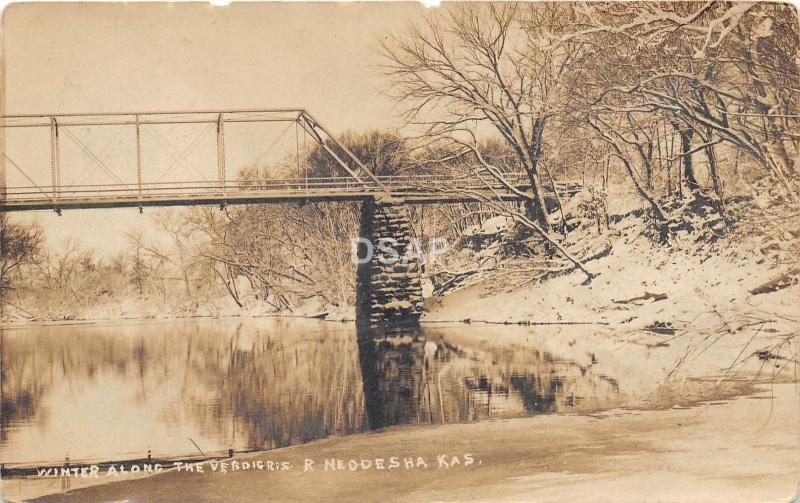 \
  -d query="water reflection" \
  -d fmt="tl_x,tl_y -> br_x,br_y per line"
0,319 -> 620,466
357,327 -> 620,430
358,329 -> 428,429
